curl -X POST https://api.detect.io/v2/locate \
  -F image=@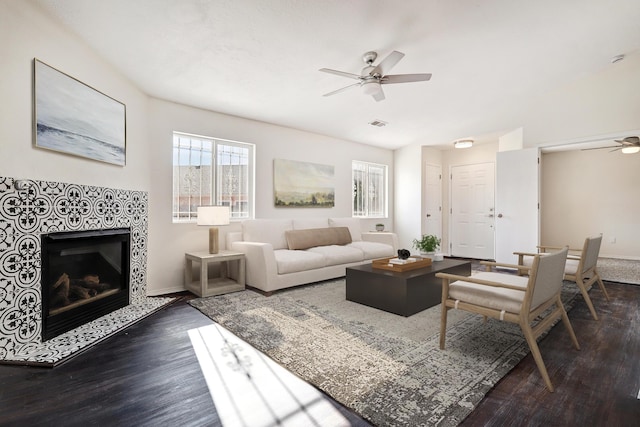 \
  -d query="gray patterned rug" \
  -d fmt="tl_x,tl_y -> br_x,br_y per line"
190,279 -> 579,426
